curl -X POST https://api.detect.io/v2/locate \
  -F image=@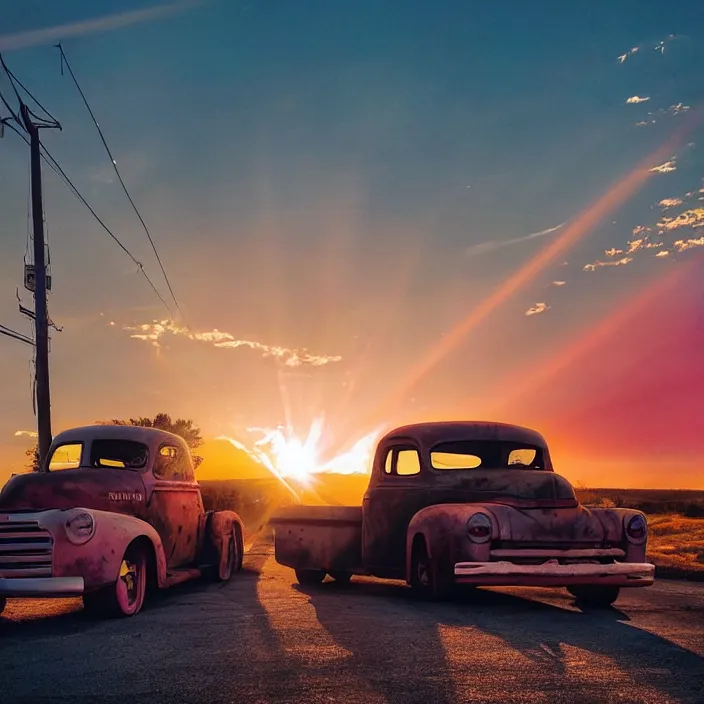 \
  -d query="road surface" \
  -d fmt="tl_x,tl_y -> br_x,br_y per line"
2,540 -> 703,704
